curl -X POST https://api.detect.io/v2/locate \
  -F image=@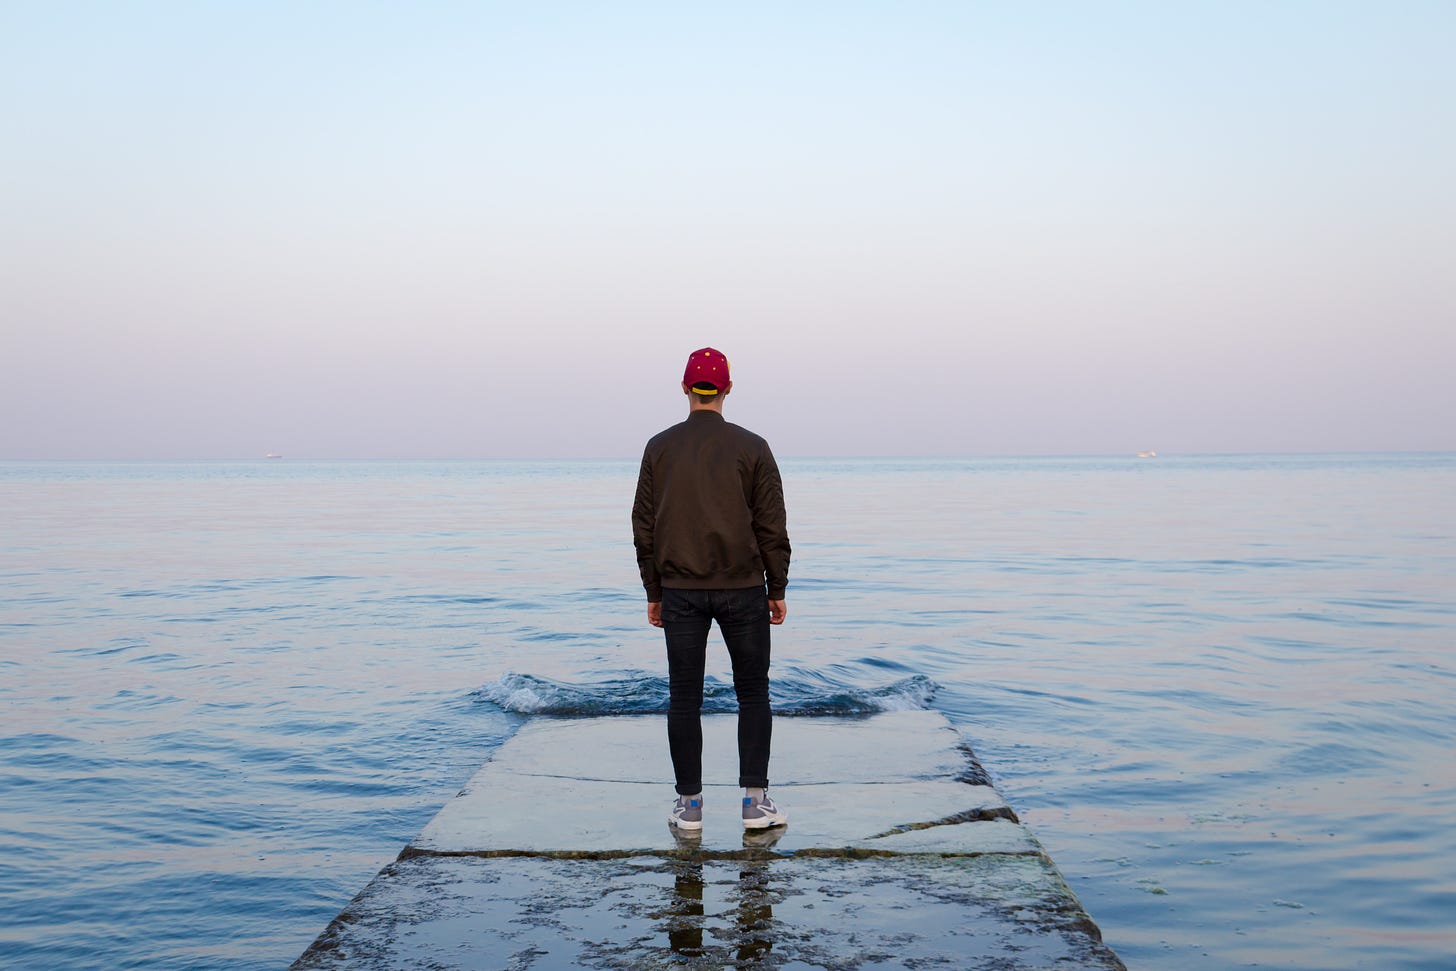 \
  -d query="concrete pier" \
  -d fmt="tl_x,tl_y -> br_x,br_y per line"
292,711 -> 1125,969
